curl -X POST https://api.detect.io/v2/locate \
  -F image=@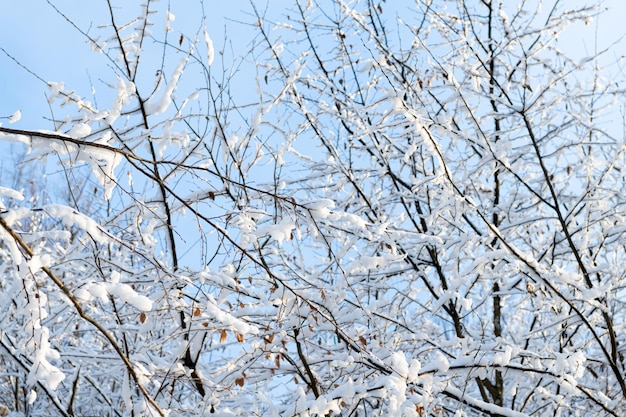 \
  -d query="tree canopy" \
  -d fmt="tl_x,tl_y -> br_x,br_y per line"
1,1 -> 625,416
